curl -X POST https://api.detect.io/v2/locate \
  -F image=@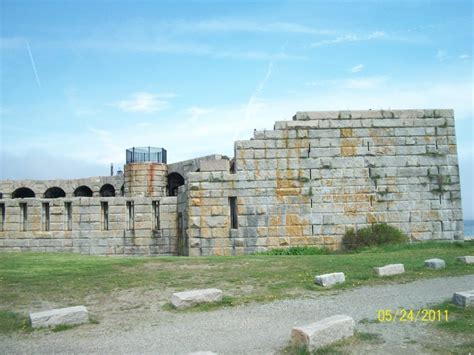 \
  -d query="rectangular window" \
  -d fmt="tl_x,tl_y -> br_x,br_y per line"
0,204 -> 5,231
152,201 -> 160,230
229,197 -> 238,229
64,202 -> 72,231
101,202 -> 109,231
19,203 -> 27,231
42,202 -> 50,231
126,201 -> 134,230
